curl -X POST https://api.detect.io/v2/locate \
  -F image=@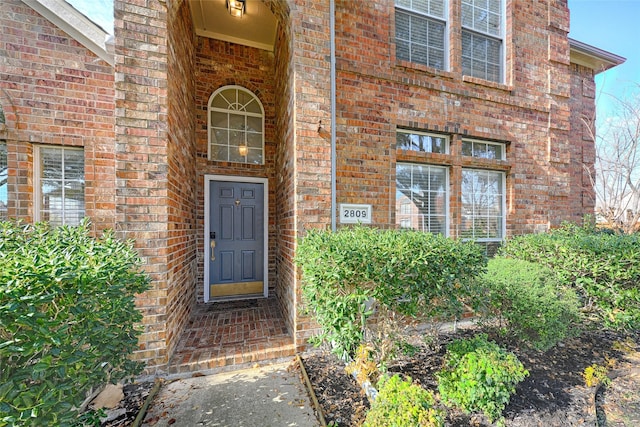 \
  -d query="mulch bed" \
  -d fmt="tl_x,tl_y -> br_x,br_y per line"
301,327 -> 640,426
